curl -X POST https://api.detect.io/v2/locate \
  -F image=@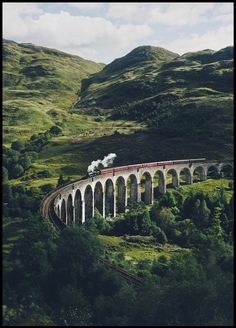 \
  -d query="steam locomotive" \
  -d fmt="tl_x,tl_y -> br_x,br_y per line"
87,169 -> 101,178
86,158 -> 206,178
